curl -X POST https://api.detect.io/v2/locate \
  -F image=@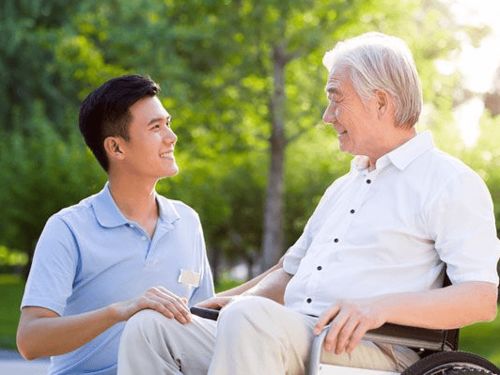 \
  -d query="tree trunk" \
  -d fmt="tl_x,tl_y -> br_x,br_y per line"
261,44 -> 287,272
